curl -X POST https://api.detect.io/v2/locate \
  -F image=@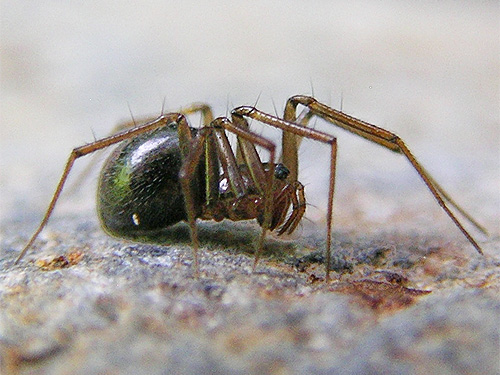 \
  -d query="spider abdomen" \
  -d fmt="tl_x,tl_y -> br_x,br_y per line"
97,125 -> 204,237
